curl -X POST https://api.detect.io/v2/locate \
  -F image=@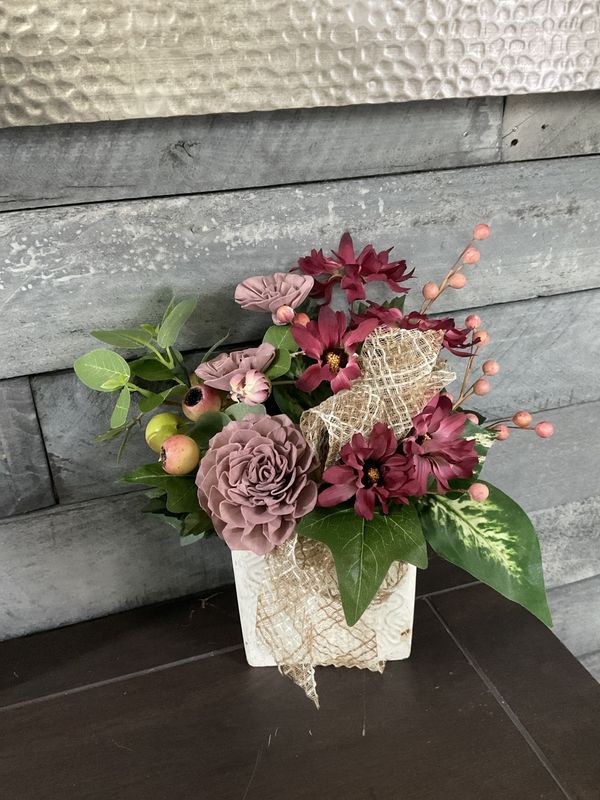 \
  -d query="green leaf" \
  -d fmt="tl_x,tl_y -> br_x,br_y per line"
137,385 -> 182,413
272,383 -> 331,424
130,357 -> 175,382
201,331 -> 231,364
265,348 -> 292,379
74,349 -> 131,392
110,386 -> 131,428
224,403 -> 266,420
463,419 -> 497,479
419,482 -> 552,626
91,328 -> 153,349
181,508 -> 213,539
120,463 -> 199,514
383,296 -> 406,312
263,325 -> 298,352
297,504 -> 427,626
157,298 -> 197,348
93,425 -> 127,443
140,323 -> 158,336
188,412 -> 231,450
